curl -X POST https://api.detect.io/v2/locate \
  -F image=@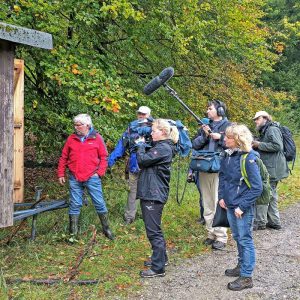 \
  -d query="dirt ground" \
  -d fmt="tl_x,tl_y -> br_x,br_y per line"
127,202 -> 300,300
